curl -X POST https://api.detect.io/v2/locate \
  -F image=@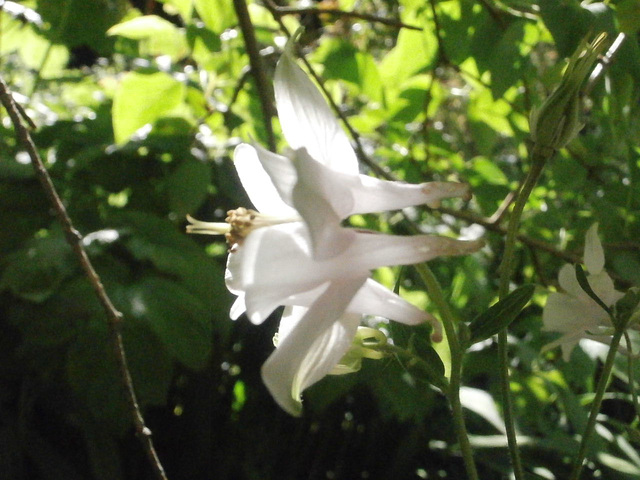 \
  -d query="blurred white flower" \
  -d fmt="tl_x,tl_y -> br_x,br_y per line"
543,224 -> 625,360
